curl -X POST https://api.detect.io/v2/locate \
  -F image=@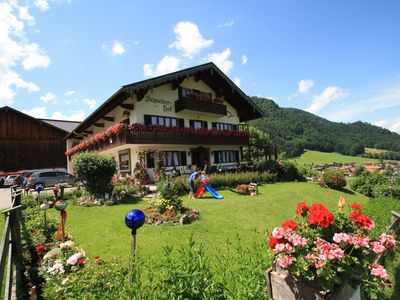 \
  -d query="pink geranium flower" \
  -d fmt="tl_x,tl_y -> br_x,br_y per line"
370,263 -> 388,279
278,255 -> 293,268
